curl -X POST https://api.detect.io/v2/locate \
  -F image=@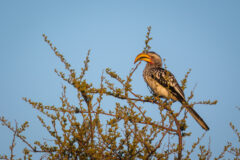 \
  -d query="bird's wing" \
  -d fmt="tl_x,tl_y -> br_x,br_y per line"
150,67 -> 186,102
149,68 -> 209,130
